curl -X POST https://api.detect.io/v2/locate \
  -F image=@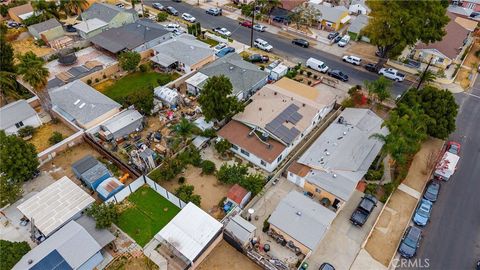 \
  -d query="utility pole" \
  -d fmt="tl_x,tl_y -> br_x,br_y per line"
416,56 -> 434,90
250,2 -> 256,48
